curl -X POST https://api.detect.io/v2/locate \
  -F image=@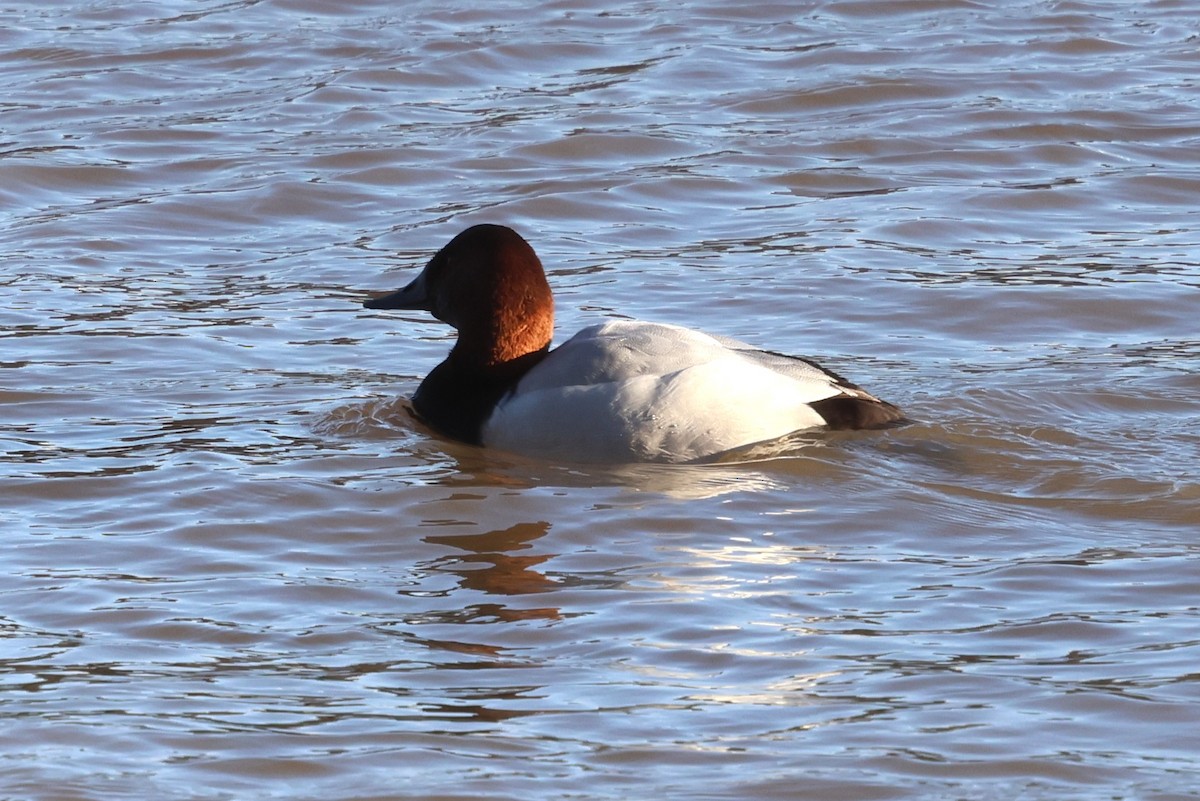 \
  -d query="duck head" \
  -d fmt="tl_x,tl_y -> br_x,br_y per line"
365,224 -> 555,368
